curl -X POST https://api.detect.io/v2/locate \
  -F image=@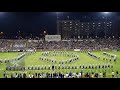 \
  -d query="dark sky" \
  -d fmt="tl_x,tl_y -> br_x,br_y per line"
0,12 -> 119,36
